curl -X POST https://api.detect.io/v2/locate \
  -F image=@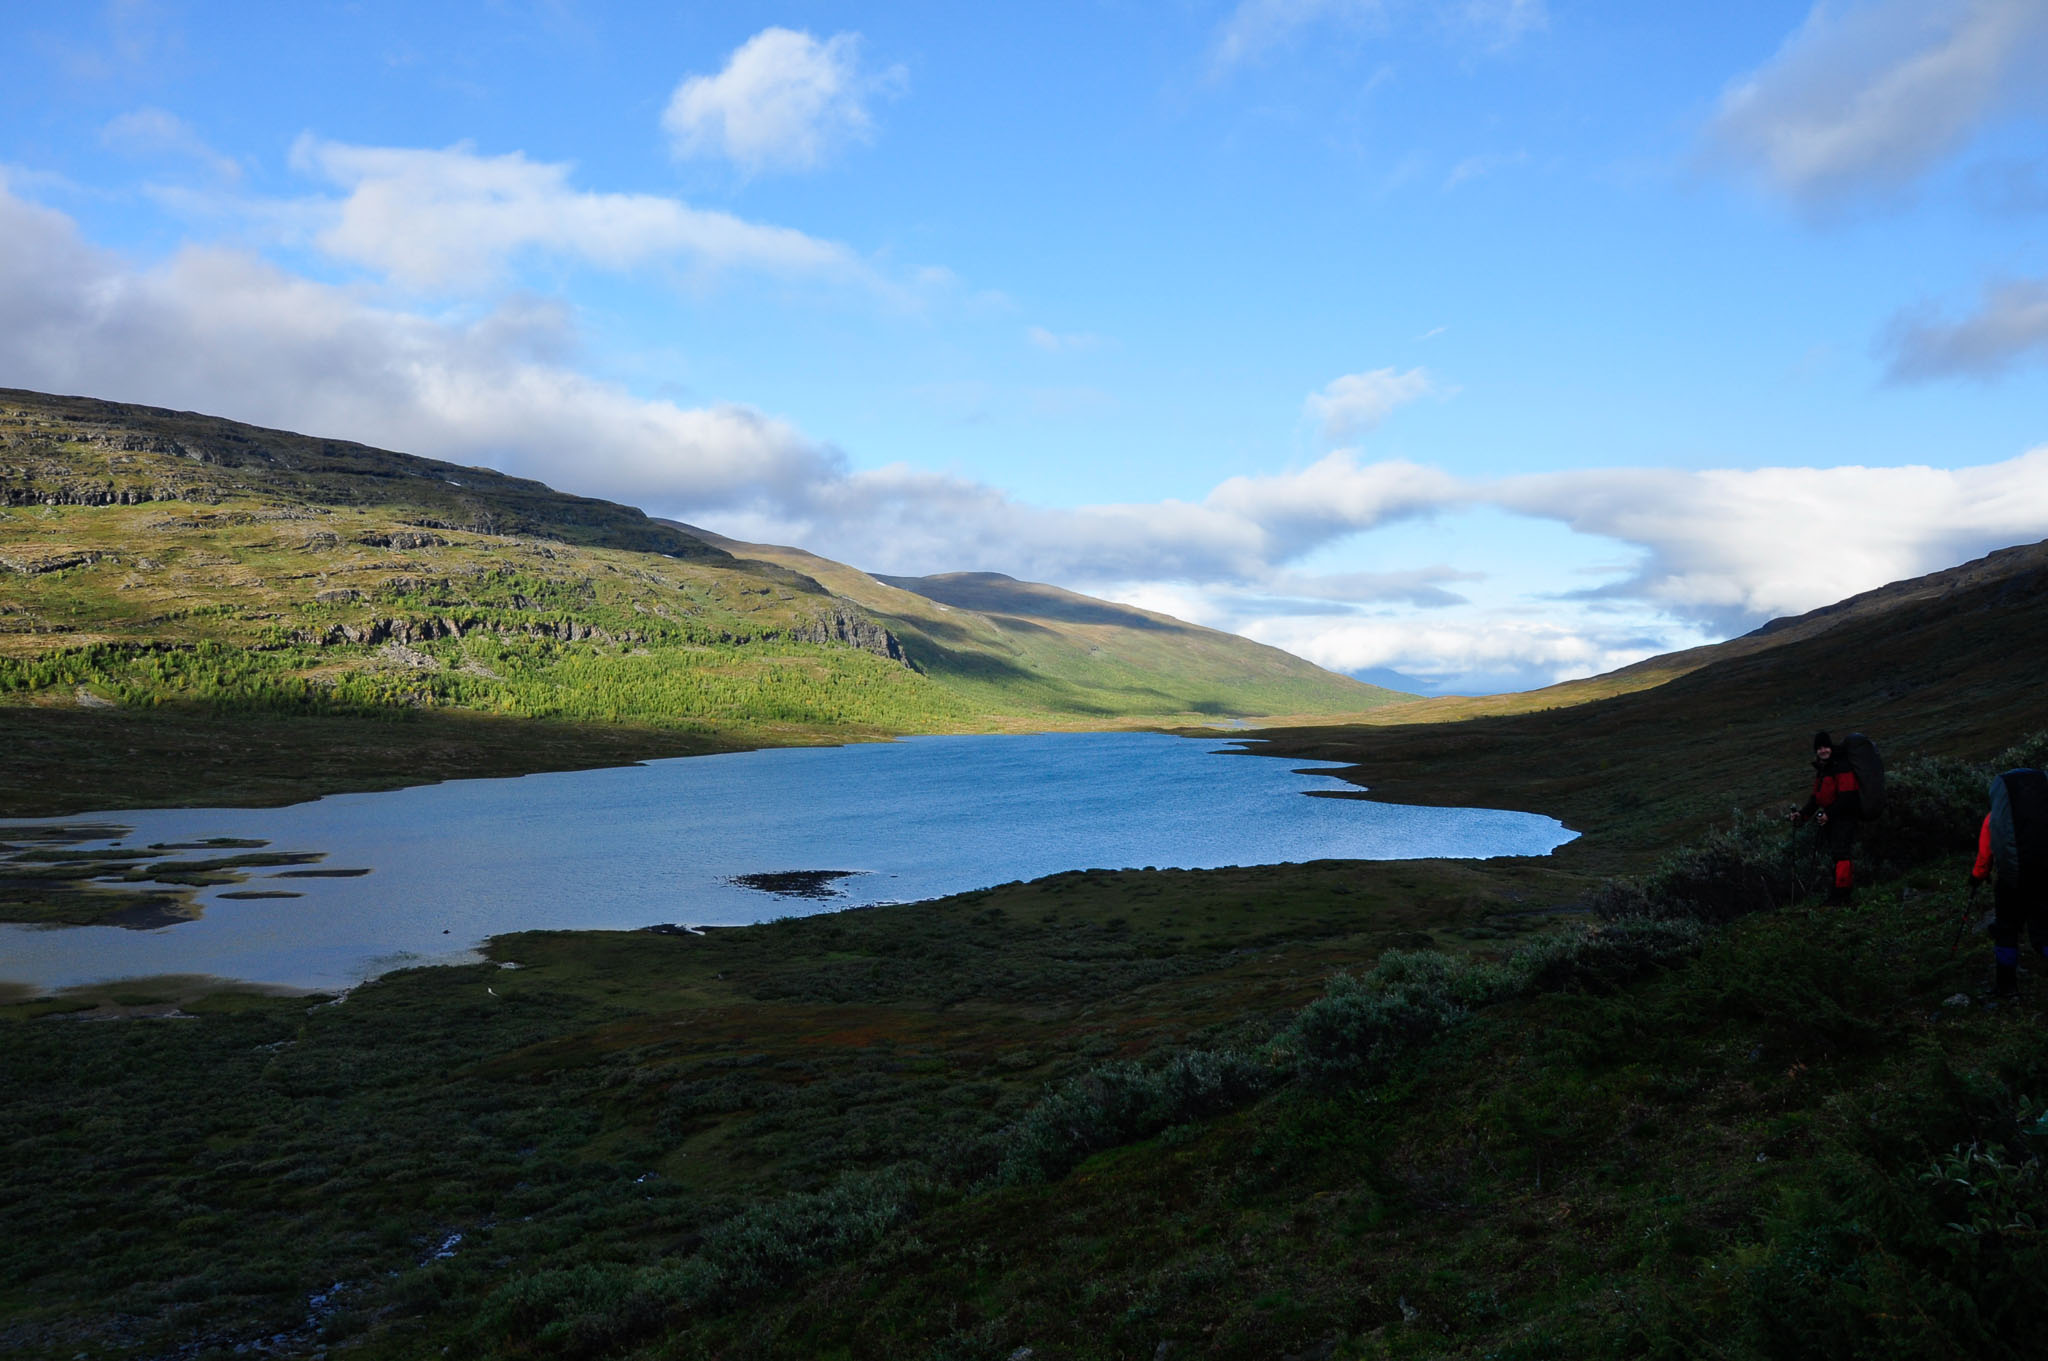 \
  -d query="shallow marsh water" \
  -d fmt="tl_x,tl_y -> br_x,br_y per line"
0,731 -> 1574,992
